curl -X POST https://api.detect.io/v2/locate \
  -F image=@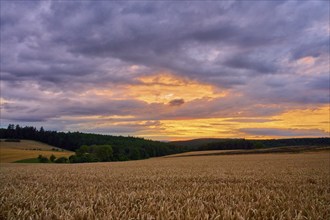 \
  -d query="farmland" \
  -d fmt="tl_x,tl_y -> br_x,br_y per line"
164,146 -> 330,158
0,140 -> 74,163
1,151 -> 329,219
